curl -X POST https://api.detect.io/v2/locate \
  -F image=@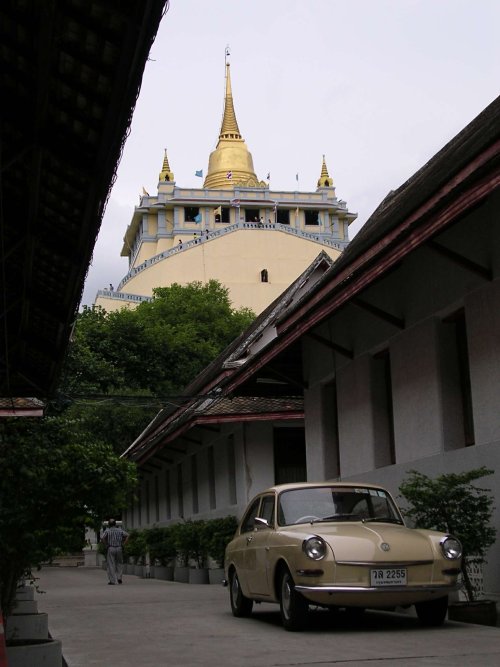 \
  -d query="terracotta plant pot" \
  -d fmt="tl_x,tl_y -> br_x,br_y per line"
448,600 -> 498,626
